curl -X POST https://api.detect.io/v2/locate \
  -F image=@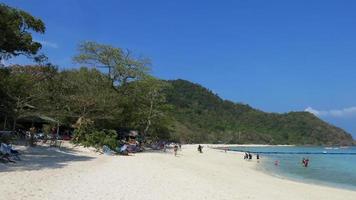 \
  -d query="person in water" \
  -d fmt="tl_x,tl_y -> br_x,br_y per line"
302,158 -> 309,167
274,160 -> 279,166
256,154 -> 260,163
248,153 -> 252,160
